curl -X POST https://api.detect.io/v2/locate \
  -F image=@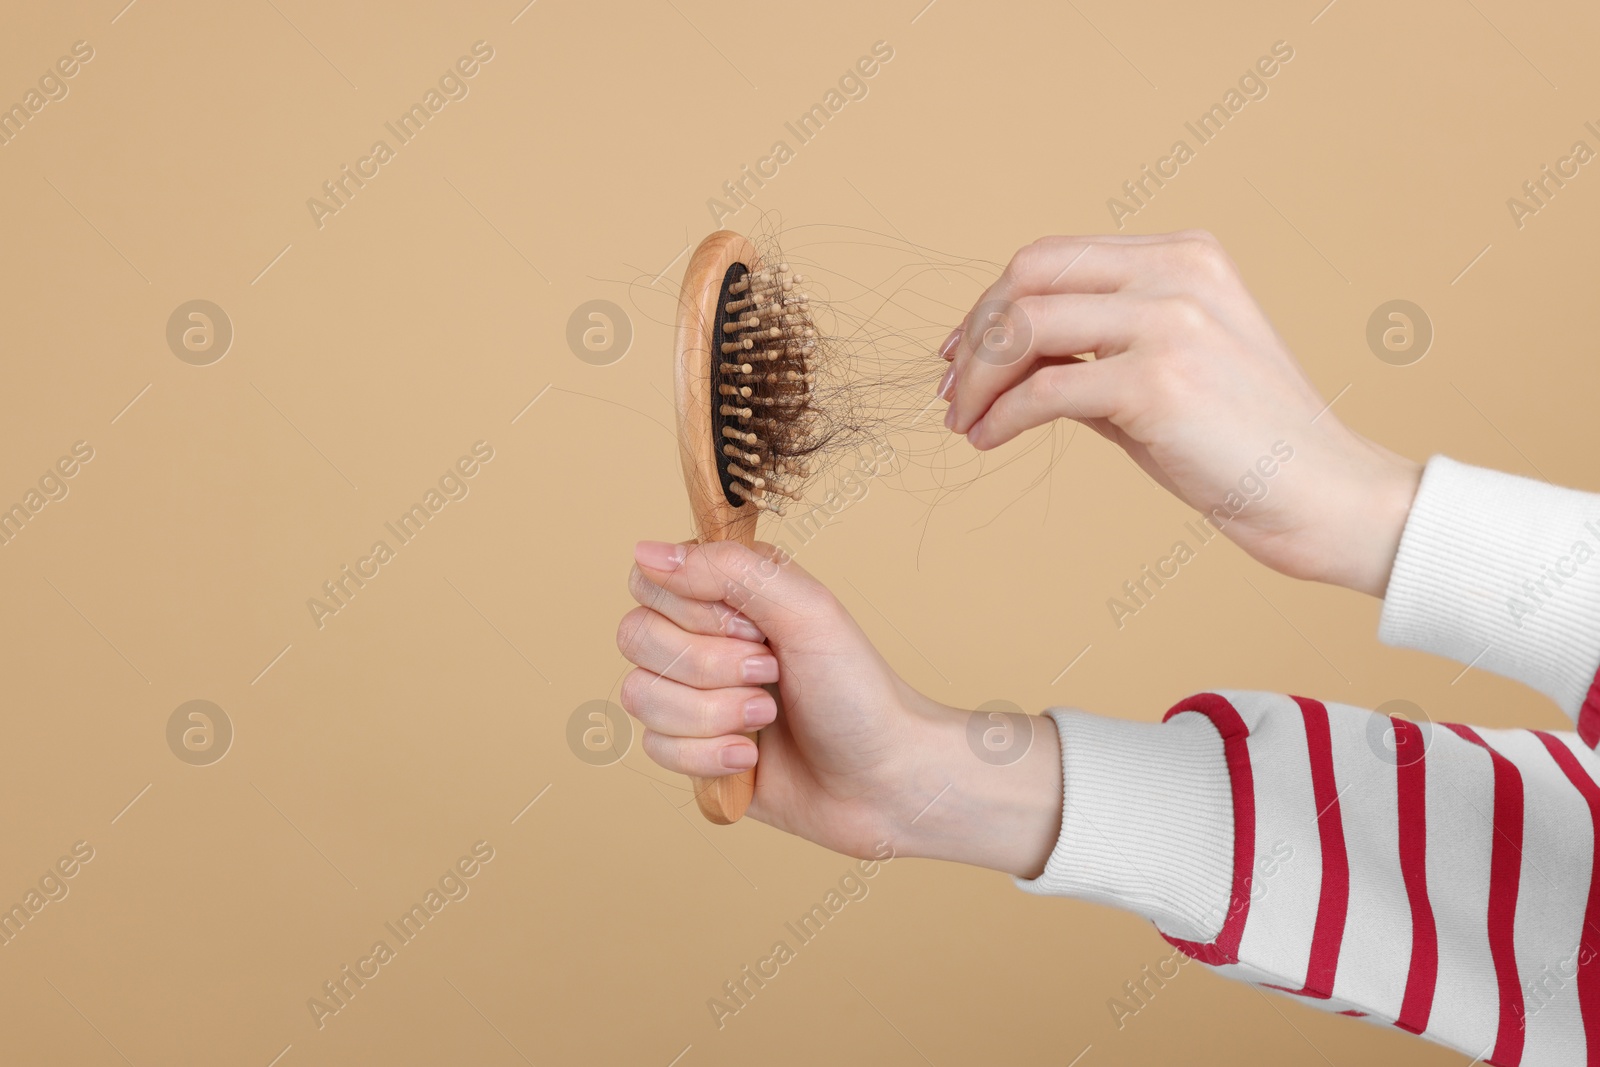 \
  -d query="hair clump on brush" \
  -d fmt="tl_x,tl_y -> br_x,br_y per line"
642,218 -> 1008,541
709,256 -> 832,516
